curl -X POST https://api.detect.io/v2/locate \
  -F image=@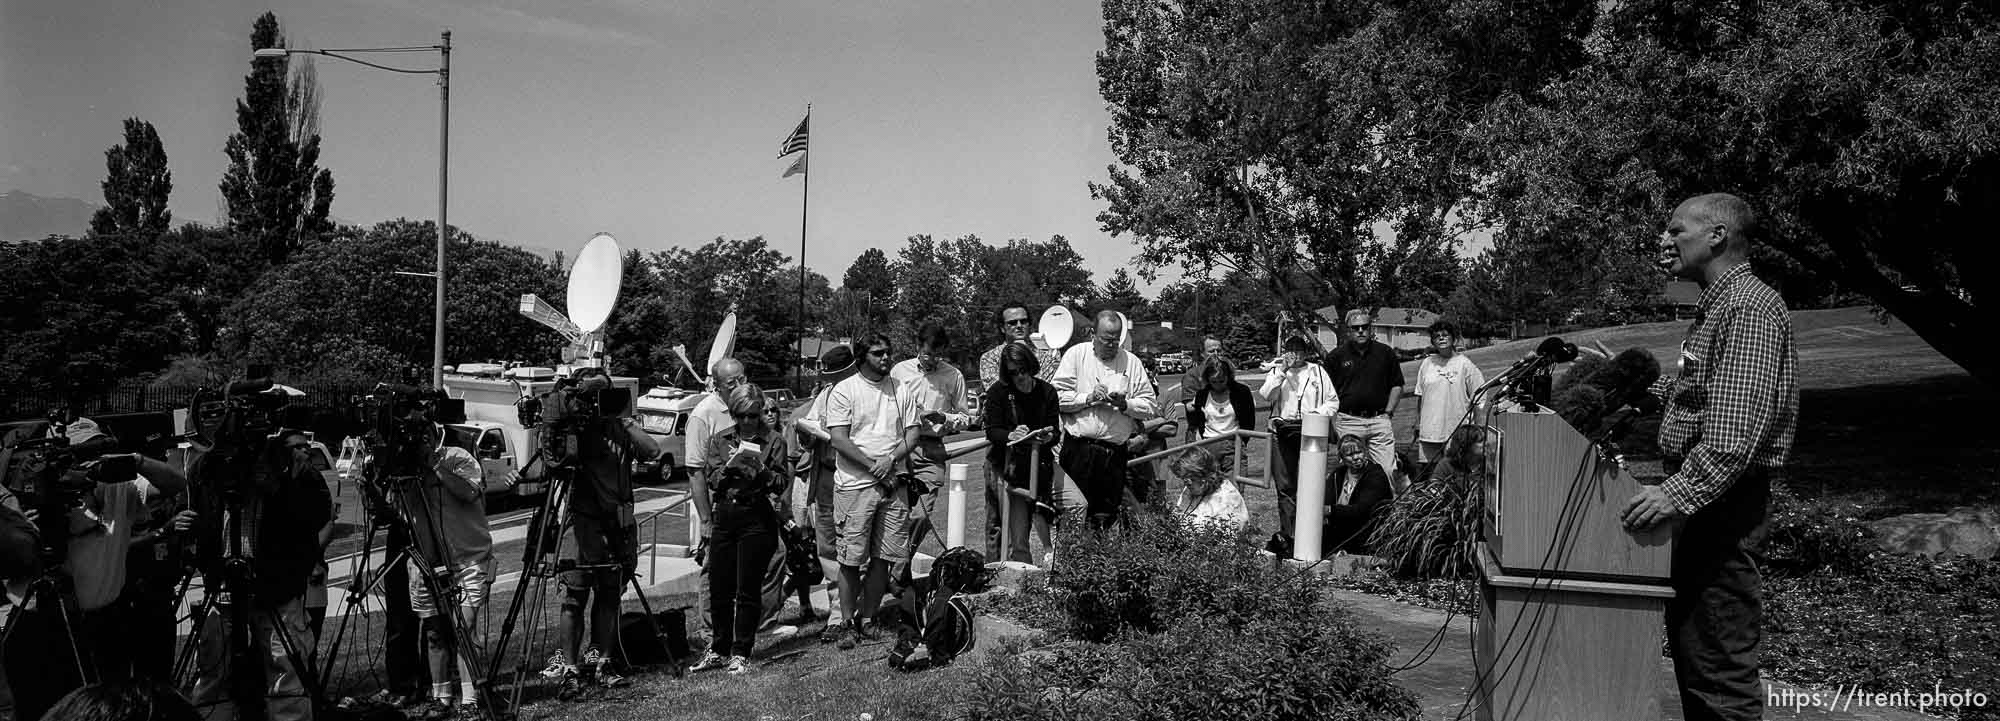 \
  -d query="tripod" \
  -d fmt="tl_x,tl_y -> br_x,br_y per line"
320,464 -> 508,721
487,458 -> 681,711
0,538 -> 96,721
